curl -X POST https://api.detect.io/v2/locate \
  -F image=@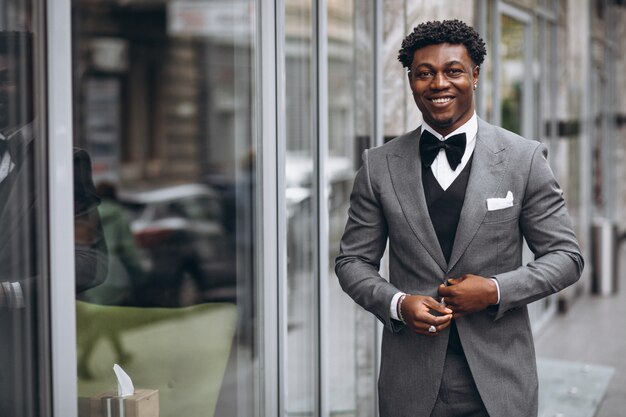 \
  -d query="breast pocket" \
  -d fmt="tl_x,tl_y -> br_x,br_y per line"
482,203 -> 520,224
467,203 -> 524,276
